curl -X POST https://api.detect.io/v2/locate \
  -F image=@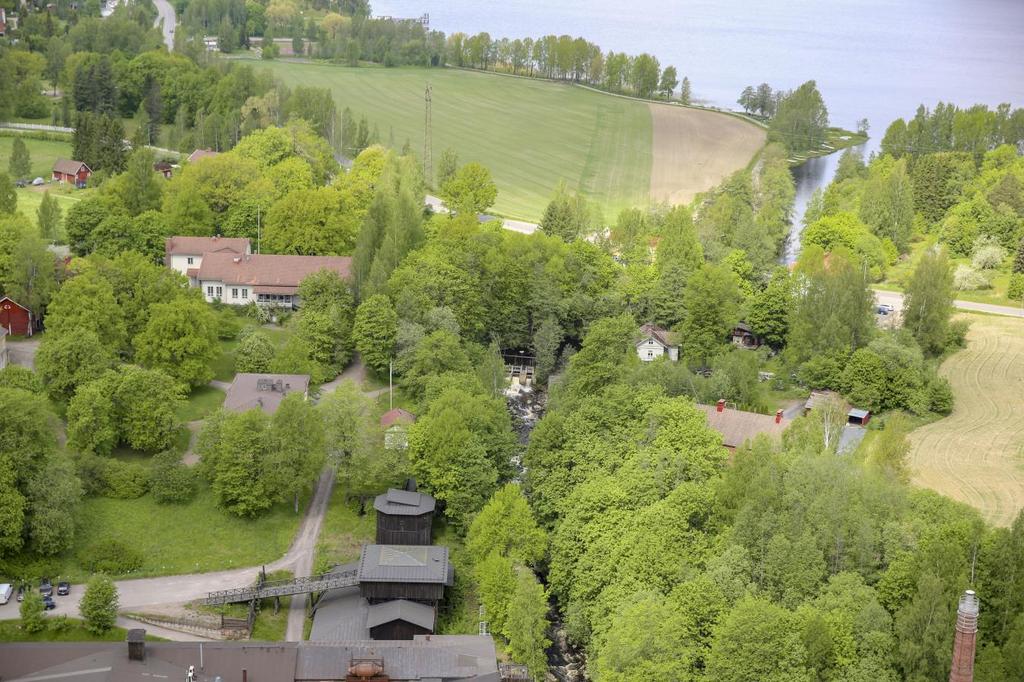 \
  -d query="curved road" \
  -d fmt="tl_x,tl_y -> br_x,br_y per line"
152,0 -> 177,50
